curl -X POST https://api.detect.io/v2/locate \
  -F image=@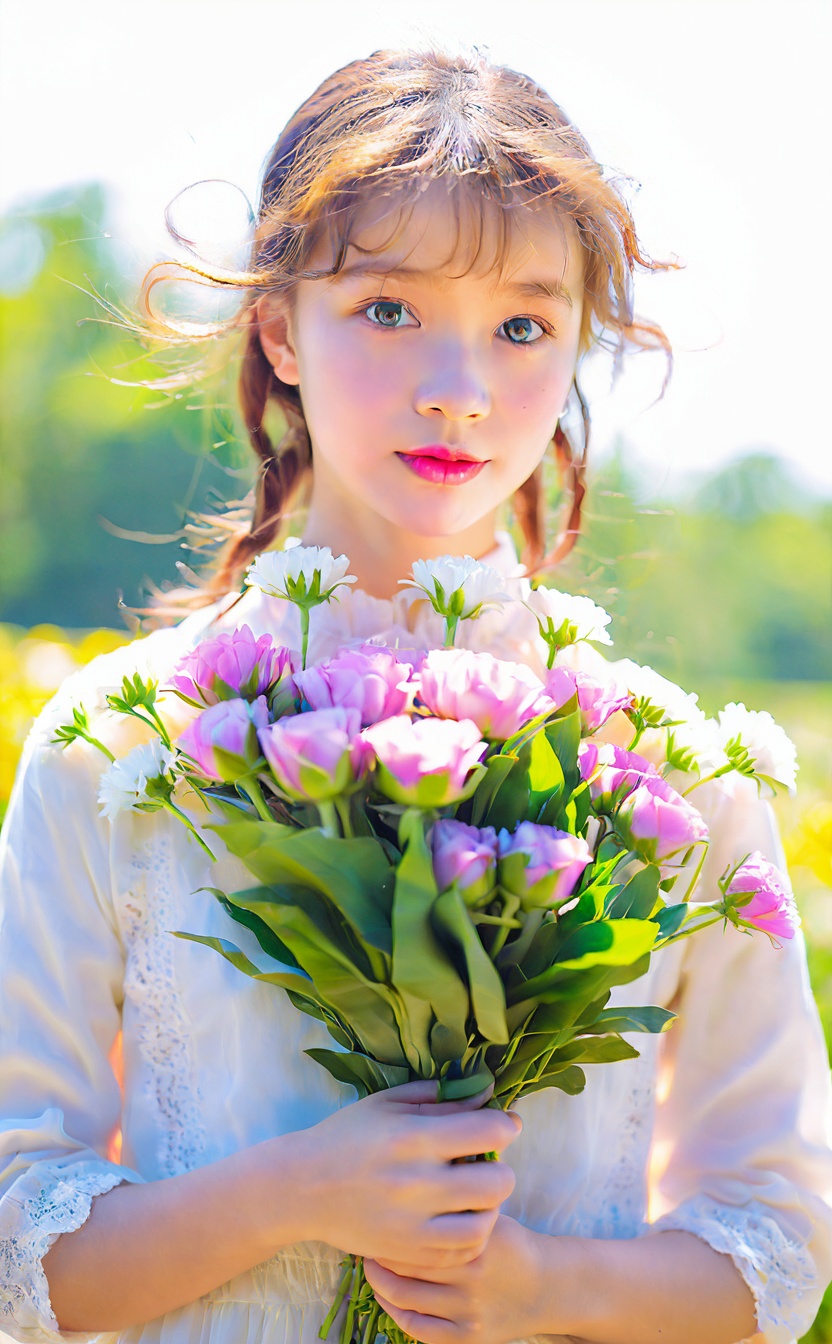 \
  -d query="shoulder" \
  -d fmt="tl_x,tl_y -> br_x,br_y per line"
24,597 -> 234,760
